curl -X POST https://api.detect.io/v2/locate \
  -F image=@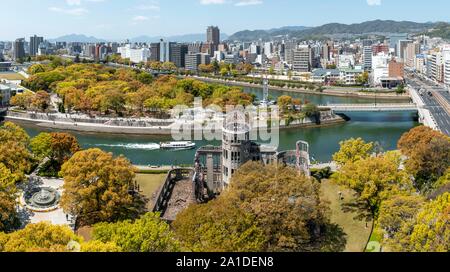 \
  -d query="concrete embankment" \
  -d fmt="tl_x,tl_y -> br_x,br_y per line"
6,114 -> 346,135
